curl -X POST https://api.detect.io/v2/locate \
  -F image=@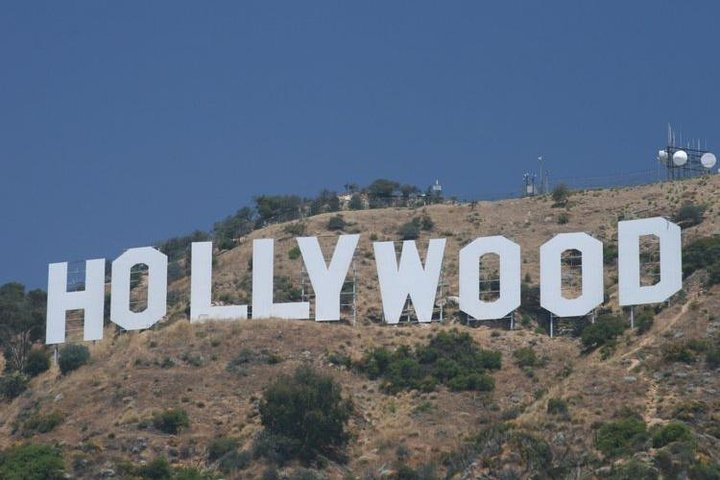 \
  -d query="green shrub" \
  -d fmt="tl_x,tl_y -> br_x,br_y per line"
662,339 -> 708,364
512,347 -> 537,367
288,245 -> 301,260
22,411 -> 64,435
152,408 -> 189,434
635,310 -> 654,335
682,235 -> 720,286
0,372 -> 28,401
251,430 -> 297,466
652,422 -> 693,448
218,450 -> 251,473
547,398 -> 569,417
207,437 -> 238,462
707,347 -> 720,369
673,203 -> 705,228
688,463 -> 720,479
419,215 -> 434,231
398,220 -> 421,241
596,416 -> 648,457
0,443 -> 65,480
551,183 -> 570,206
326,215 -> 346,231
447,372 -> 494,392
608,458 -> 658,479
557,212 -> 570,224
259,365 -> 352,461
358,330 -> 501,394
580,315 -> 626,351
604,243 -> 618,266
23,349 -> 50,378
283,221 -> 306,236
136,456 -> 173,480
510,431 -> 552,475
348,194 -> 364,210
58,344 -> 90,374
